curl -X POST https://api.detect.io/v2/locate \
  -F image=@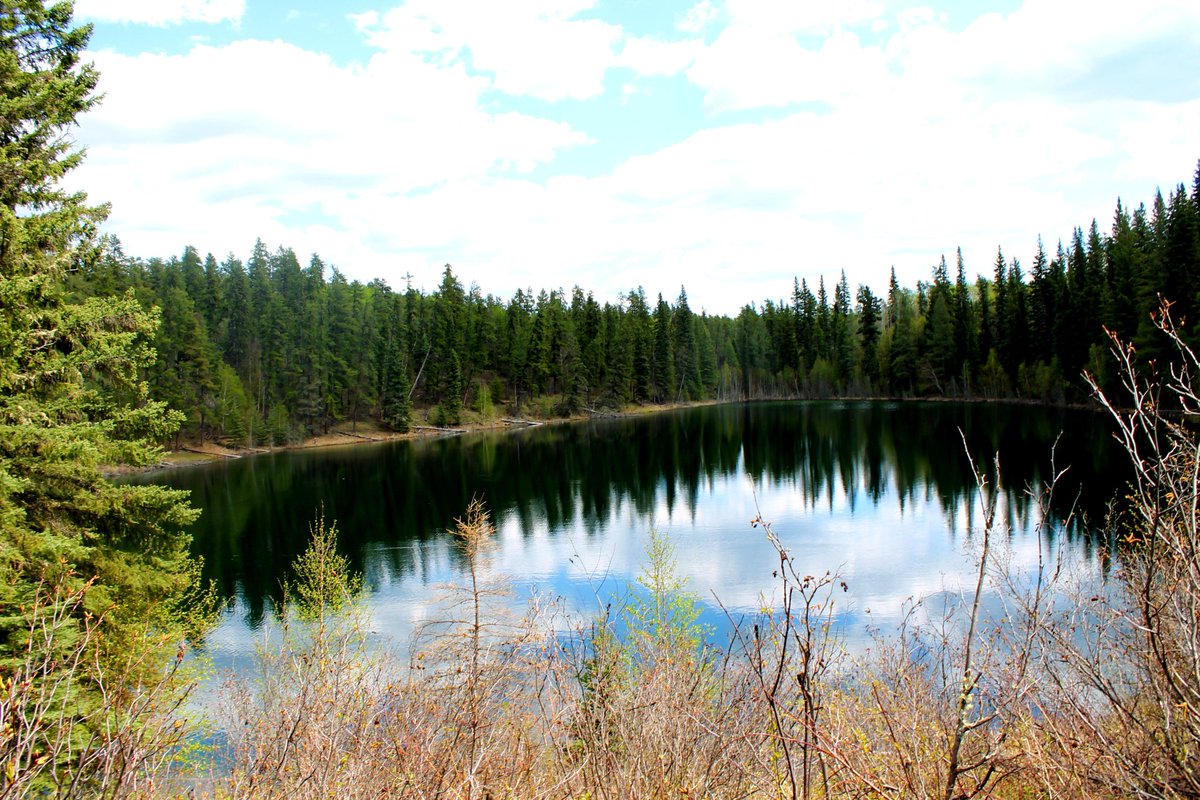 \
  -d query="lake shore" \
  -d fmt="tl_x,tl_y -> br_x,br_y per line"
144,399 -> 720,472
130,392 -> 1097,474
